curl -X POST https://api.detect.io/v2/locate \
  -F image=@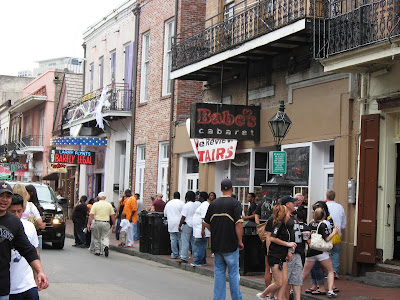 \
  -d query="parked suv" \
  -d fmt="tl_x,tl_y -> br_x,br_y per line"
9,182 -> 66,249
